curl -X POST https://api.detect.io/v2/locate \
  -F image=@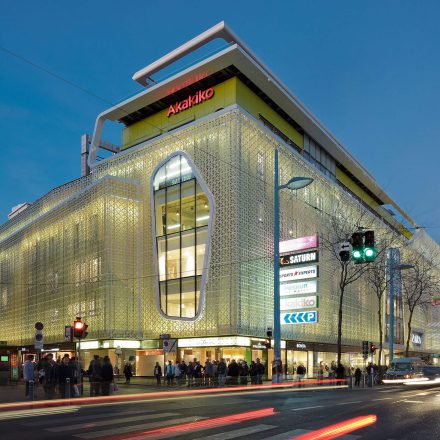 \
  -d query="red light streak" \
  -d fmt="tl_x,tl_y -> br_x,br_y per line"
109,407 -> 276,440
0,379 -> 346,413
292,415 -> 377,440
